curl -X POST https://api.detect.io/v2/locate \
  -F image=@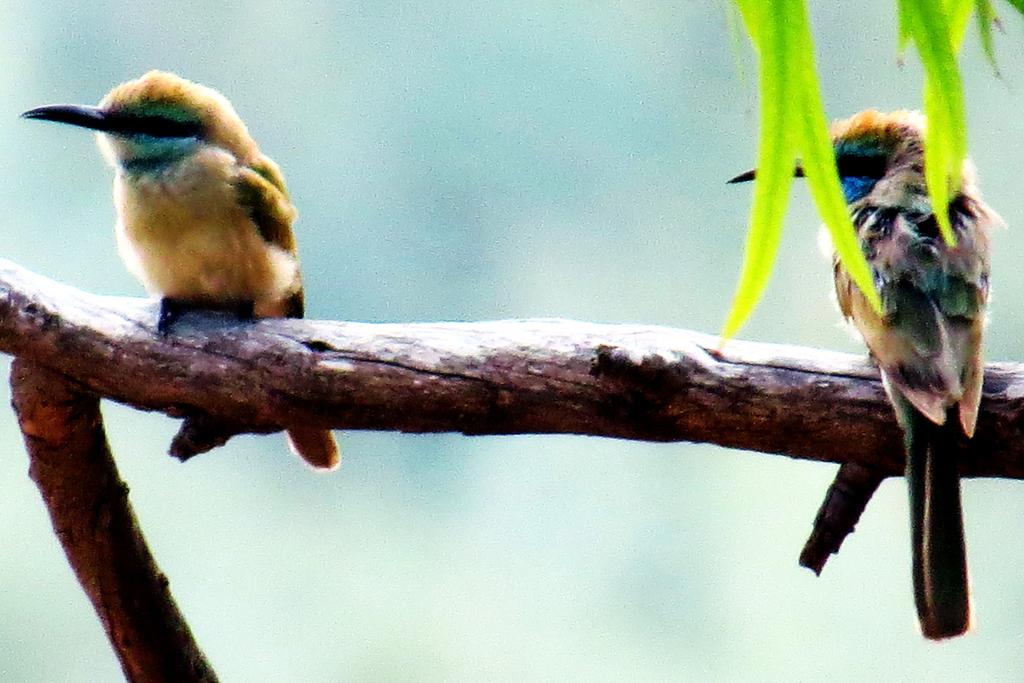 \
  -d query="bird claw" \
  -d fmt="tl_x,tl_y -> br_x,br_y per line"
157,298 -> 189,335
157,298 -> 256,335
